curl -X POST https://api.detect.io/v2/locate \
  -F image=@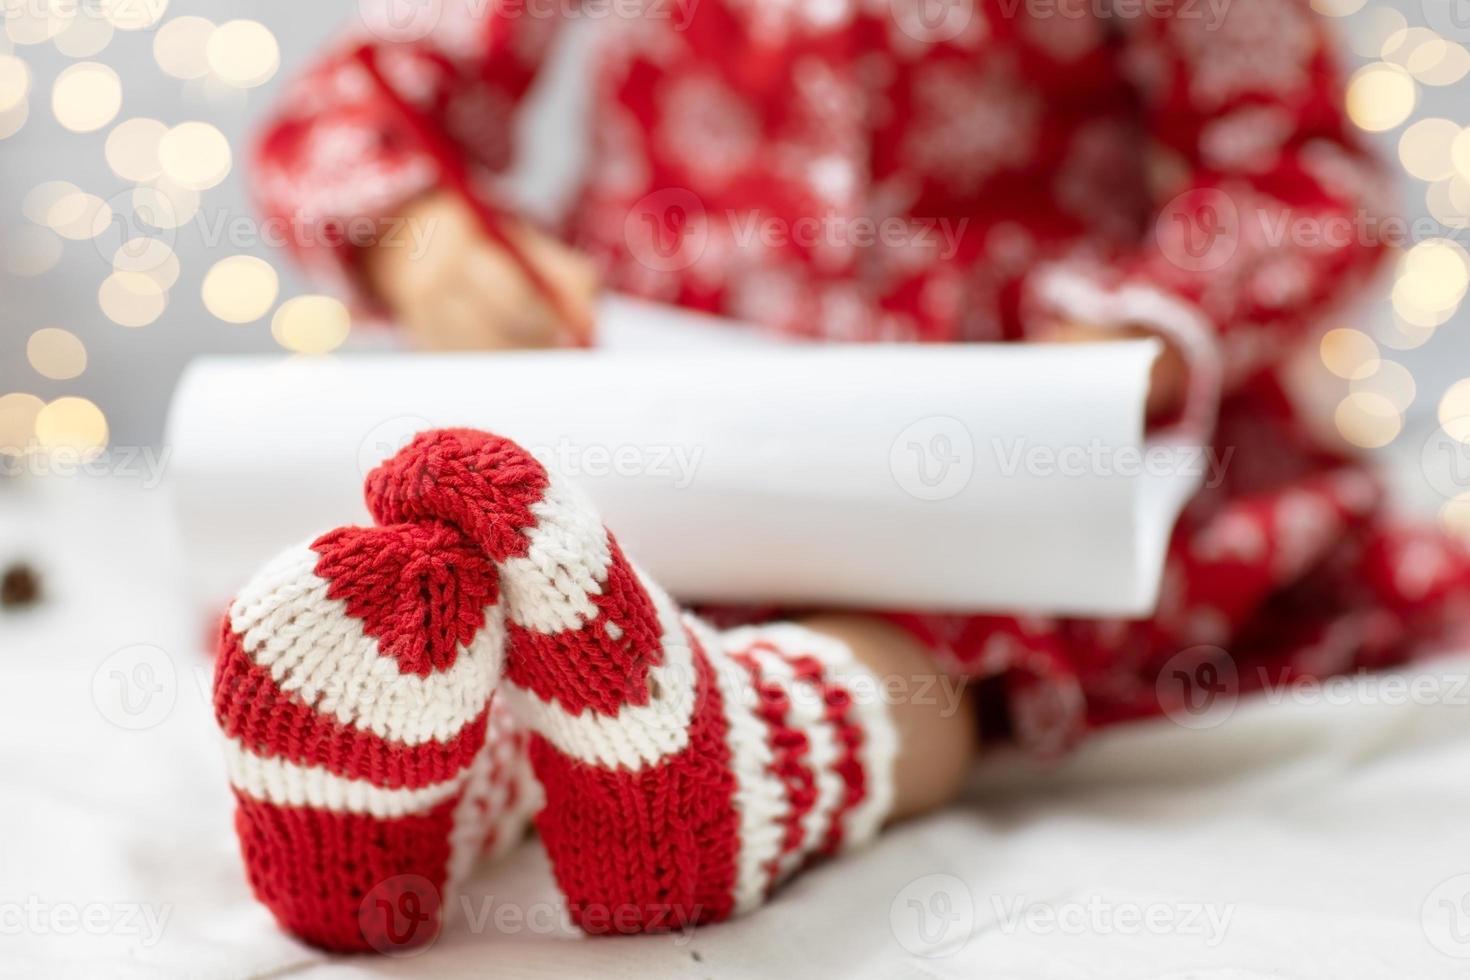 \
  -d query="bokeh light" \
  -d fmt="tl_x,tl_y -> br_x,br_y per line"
1412,40 -> 1470,87
45,189 -> 112,240
99,0 -> 167,31
51,60 -> 121,132
205,20 -> 278,88
1310,0 -> 1365,16
0,97 -> 26,138
271,295 -> 352,354
0,392 -> 44,456
153,16 -> 214,80
1393,239 -> 1470,326
1334,392 -> 1402,448
5,1 -> 70,45
1427,176 -> 1470,229
26,328 -> 87,380
53,8 -> 113,57
132,177 -> 199,230
1439,379 -> 1470,442
1320,328 -> 1381,380
1346,62 -> 1416,132
1350,358 -> 1416,412
157,120 -> 231,189
112,237 -> 179,289
34,396 -> 108,458
202,255 -> 278,324
1398,117 -> 1459,181
99,271 -> 167,327
105,117 -> 166,181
